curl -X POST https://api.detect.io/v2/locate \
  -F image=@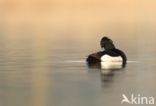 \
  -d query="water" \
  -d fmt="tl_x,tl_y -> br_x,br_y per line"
0,31 -> 156,106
